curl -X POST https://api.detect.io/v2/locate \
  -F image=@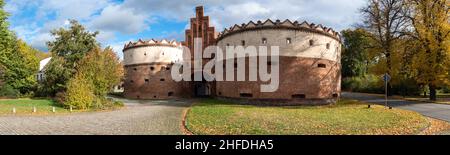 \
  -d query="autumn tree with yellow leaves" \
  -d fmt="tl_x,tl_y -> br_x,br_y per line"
408,0 -> 450,100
